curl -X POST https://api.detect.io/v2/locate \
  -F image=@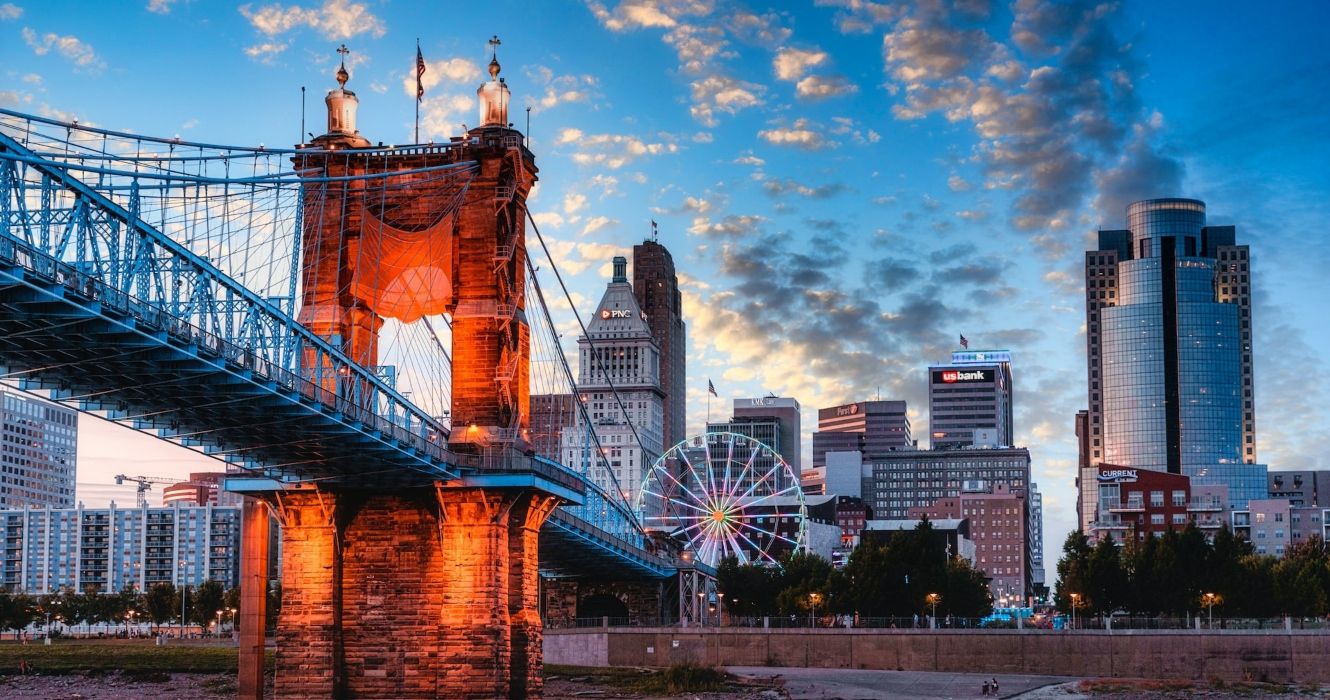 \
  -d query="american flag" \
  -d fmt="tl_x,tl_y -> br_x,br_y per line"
959,334 -> 969,349
415,45 -> 426,103
708,379 -> 718,397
